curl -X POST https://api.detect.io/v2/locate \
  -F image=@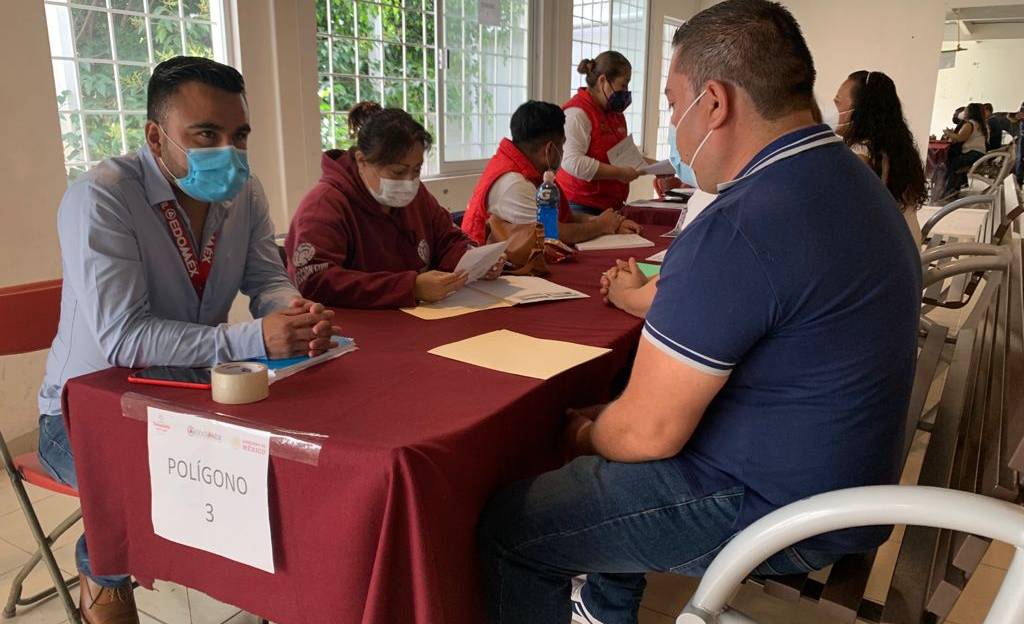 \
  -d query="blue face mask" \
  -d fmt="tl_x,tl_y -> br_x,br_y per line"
670,89 -> 711,190
159,127 -> 250,203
